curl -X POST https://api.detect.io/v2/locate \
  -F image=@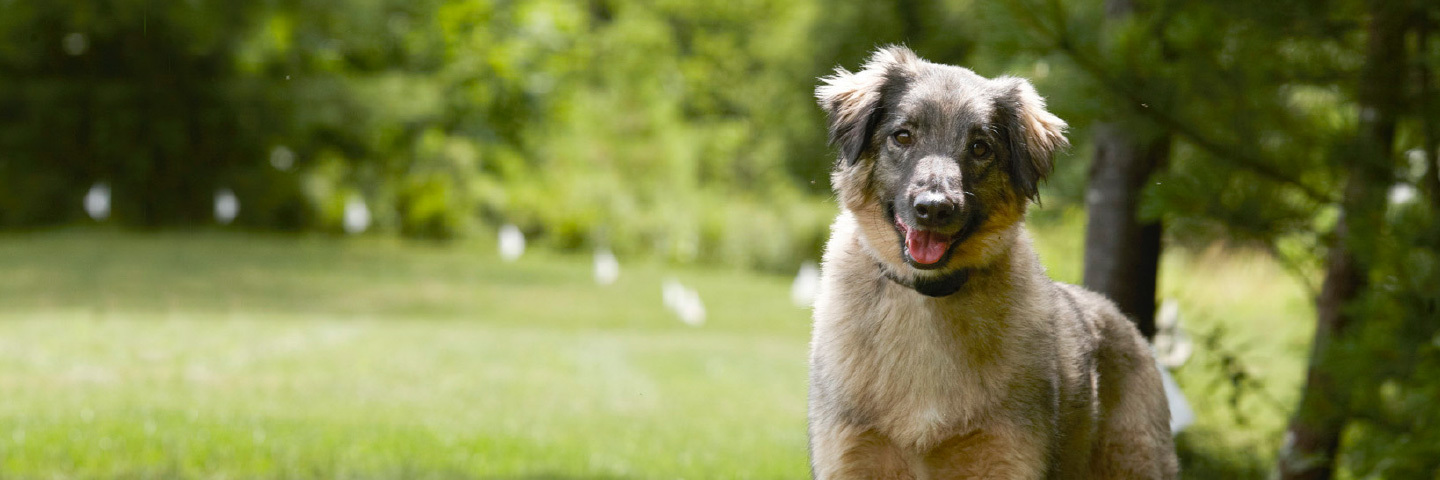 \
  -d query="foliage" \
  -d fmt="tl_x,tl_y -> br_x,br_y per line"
0,0 -> 867,271
1335,195 -> 1440,477
983,0 -> 1440,477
